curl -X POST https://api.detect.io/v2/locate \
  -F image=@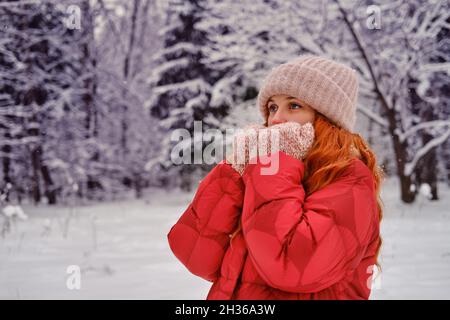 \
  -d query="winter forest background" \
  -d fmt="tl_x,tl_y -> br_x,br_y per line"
1,0 -> 450,299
